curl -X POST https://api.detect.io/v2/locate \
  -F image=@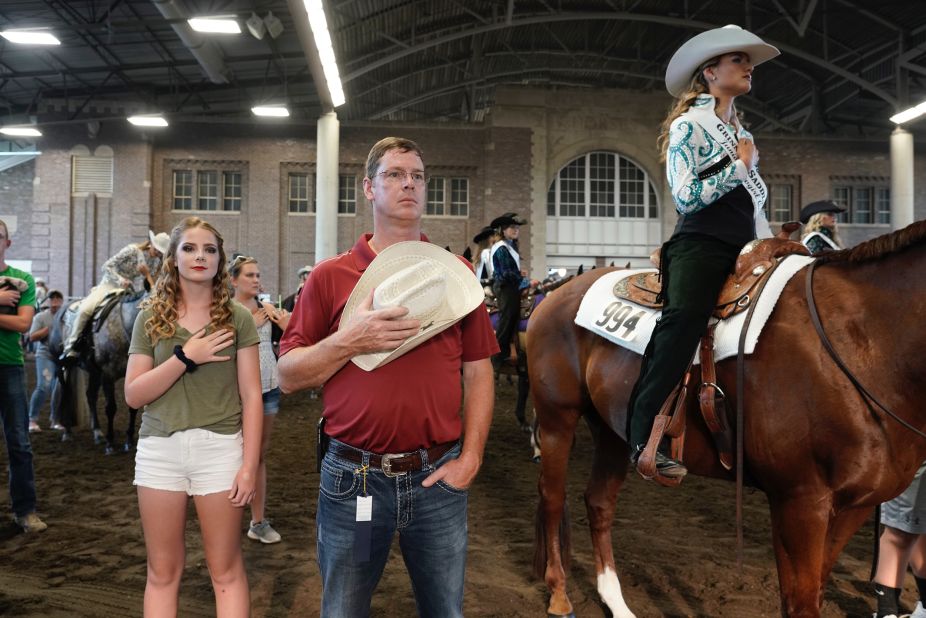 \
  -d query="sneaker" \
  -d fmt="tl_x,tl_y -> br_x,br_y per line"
50,423 -> 65,431
247,520 -> 281,544
911,601 -> 926,618
629,445 -> 688,480
14,512 -> 47,533
28,421 -> 41,433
